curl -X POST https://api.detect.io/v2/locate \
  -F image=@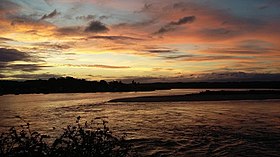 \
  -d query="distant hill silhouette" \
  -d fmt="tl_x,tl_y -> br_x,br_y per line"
0,77 -> 279,95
